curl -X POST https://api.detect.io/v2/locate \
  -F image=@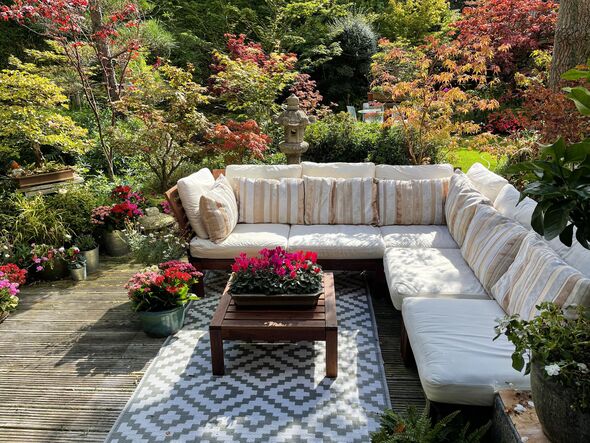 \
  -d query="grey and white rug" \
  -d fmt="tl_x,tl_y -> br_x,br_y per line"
107,272 -> 390,443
